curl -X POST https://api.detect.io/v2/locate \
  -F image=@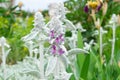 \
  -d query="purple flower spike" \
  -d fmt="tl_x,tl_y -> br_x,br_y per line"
59,34 -> 64,41
50,30 -> 55,38
55,37 -> 60,44
58,48 -> 65,55
51,45 -> 56,54
59,34 -> 63,39
84,5 -> 89,13
55,34 -> 64,44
